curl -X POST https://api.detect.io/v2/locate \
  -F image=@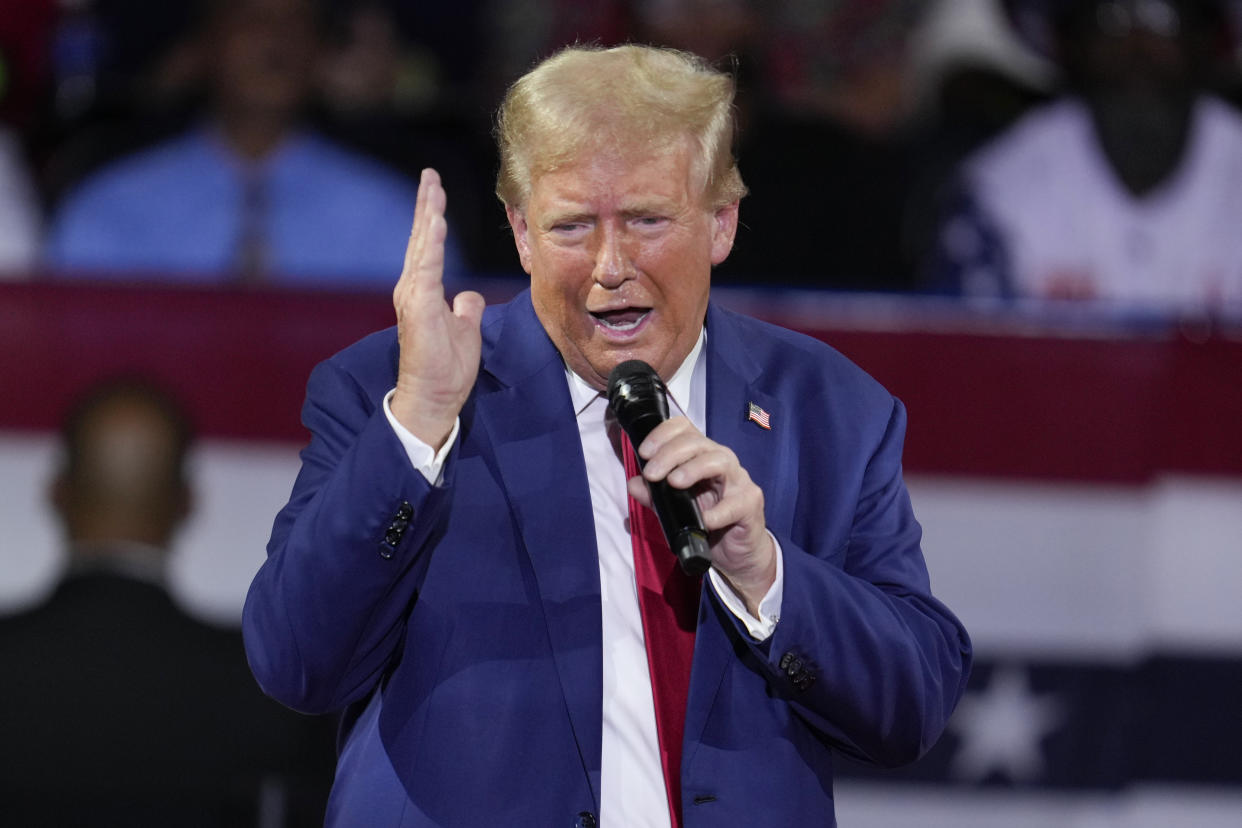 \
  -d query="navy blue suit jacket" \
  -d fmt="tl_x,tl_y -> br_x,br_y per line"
243,290 -> 972,826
